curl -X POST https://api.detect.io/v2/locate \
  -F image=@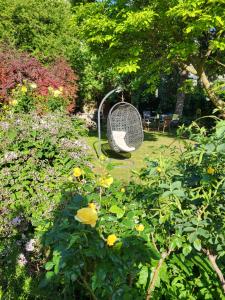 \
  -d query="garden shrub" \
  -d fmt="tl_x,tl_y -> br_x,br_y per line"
0,48 -> 78,112
1,118 -> 225,299
0,111 -> 90,297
